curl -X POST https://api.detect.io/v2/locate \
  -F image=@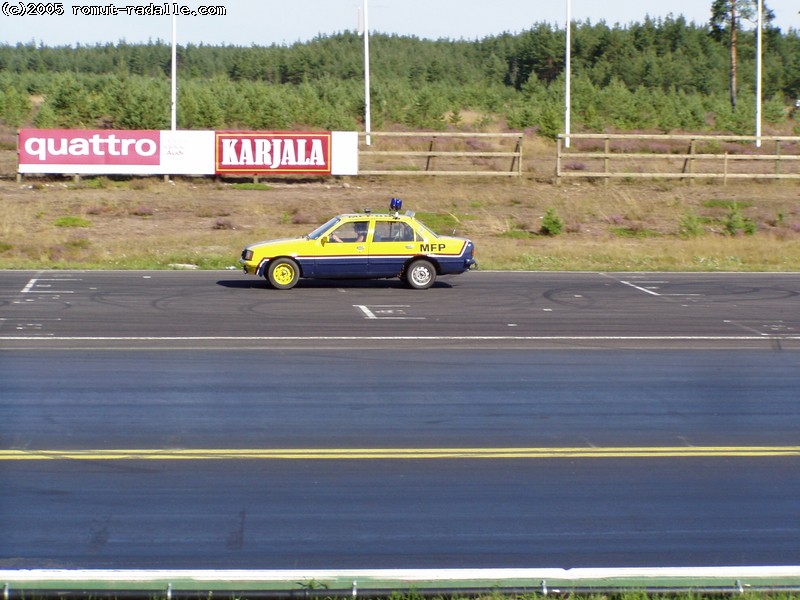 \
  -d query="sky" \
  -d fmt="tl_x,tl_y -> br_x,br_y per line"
1,0 -> 798,47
